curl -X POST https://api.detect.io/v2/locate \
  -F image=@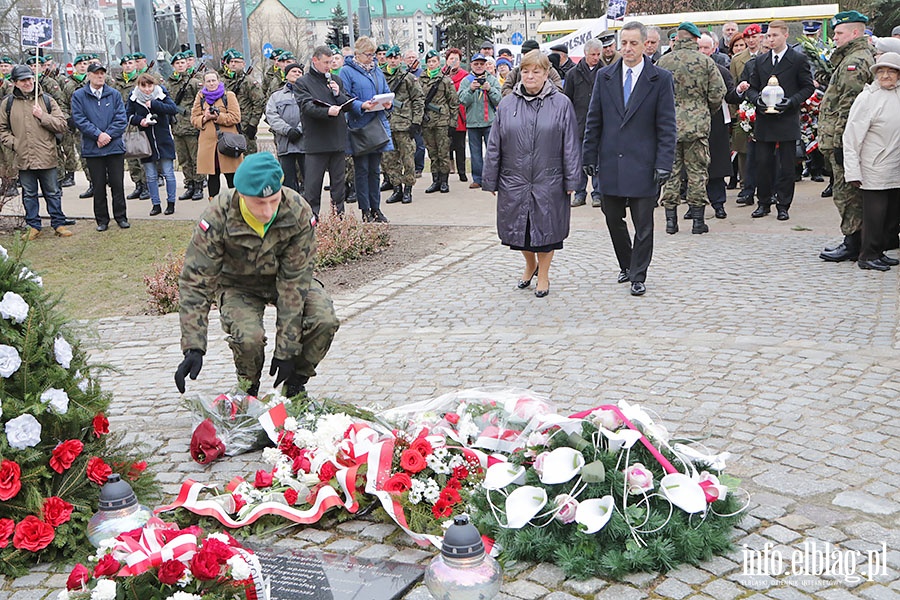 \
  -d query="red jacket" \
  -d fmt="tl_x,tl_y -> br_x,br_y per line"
448,67 -> 468,131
